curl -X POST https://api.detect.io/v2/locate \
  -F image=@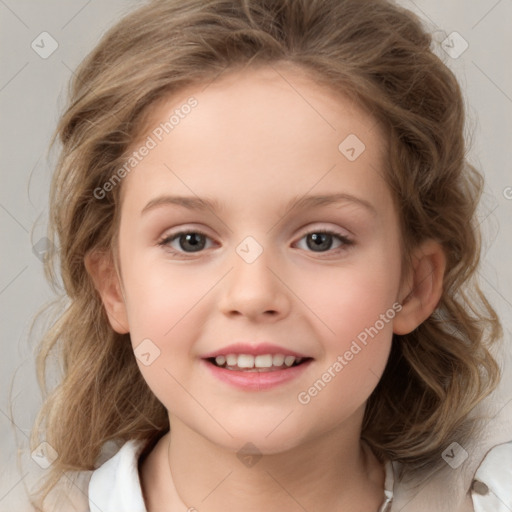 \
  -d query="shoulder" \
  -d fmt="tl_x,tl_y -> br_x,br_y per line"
471,440 -> 512,512
388,438 -> 512,511
88,439 -> 148,512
